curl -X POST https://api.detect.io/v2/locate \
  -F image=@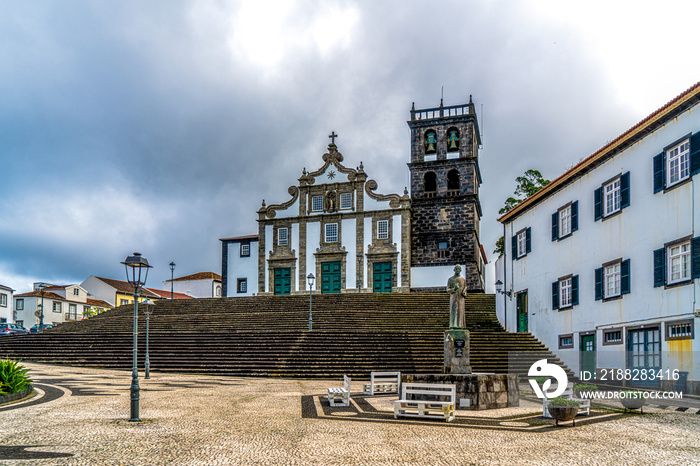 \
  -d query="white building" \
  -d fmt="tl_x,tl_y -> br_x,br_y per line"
220,235 -> 259,297
13,284 -> 111,328
497,83 -> 700,394
163,272 -> 222,299
0,285 -> 14,323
